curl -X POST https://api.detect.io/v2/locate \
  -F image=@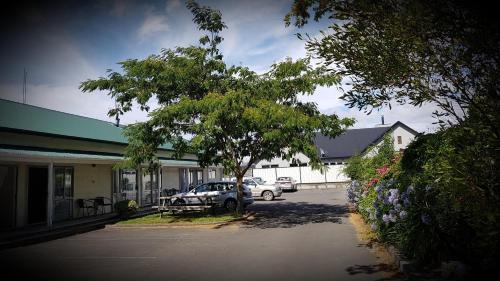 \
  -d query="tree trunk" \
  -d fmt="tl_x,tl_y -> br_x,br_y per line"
236,175 -> 245,216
